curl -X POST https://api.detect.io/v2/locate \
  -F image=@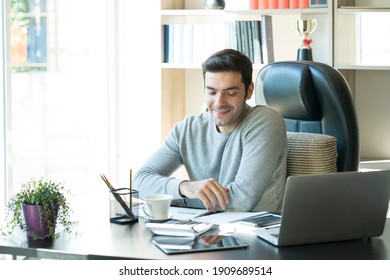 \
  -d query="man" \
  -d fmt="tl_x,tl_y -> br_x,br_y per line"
134,49 -> 287,212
